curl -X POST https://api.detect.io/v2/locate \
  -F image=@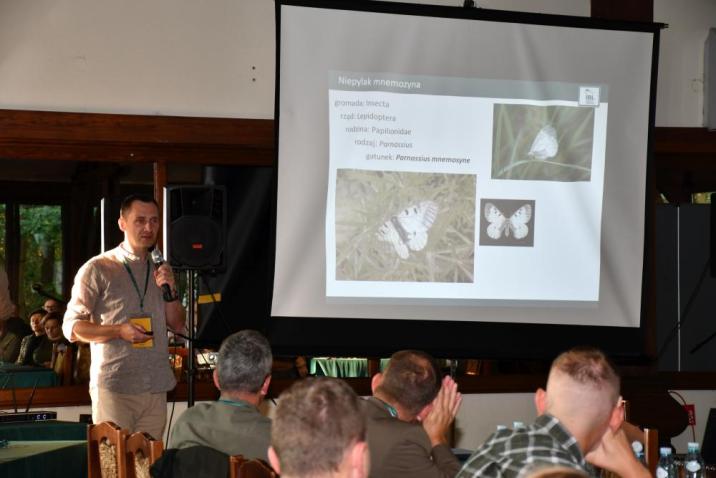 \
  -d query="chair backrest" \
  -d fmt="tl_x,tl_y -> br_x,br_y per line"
229,455 -> 245,478
73,342 -> 91,384
643,428 -> 659,477
51,342 -> 74,385
229,455 -> 277,478
601,430 -> 659,478
623,399 -> 659,477
126,431 -> 164,478
88,421 -> 129,478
